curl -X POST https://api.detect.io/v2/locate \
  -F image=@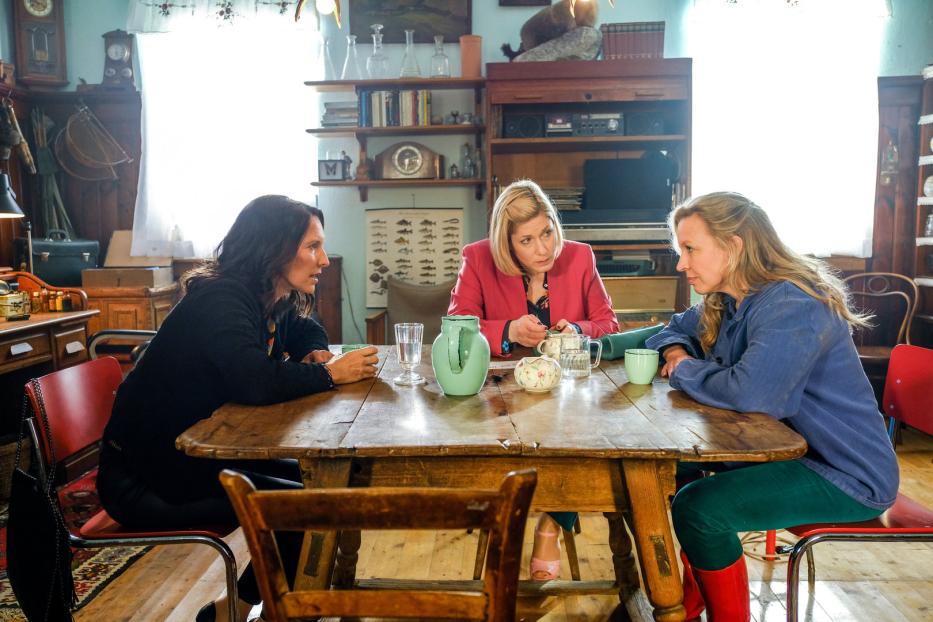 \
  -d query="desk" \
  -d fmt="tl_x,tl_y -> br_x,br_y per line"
1,310 -> 99,375
178,347 -> 806,622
